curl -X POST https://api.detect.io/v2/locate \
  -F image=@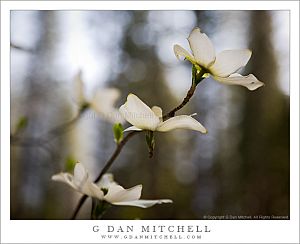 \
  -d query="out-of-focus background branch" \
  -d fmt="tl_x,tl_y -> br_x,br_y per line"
10,10 -> 289,219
